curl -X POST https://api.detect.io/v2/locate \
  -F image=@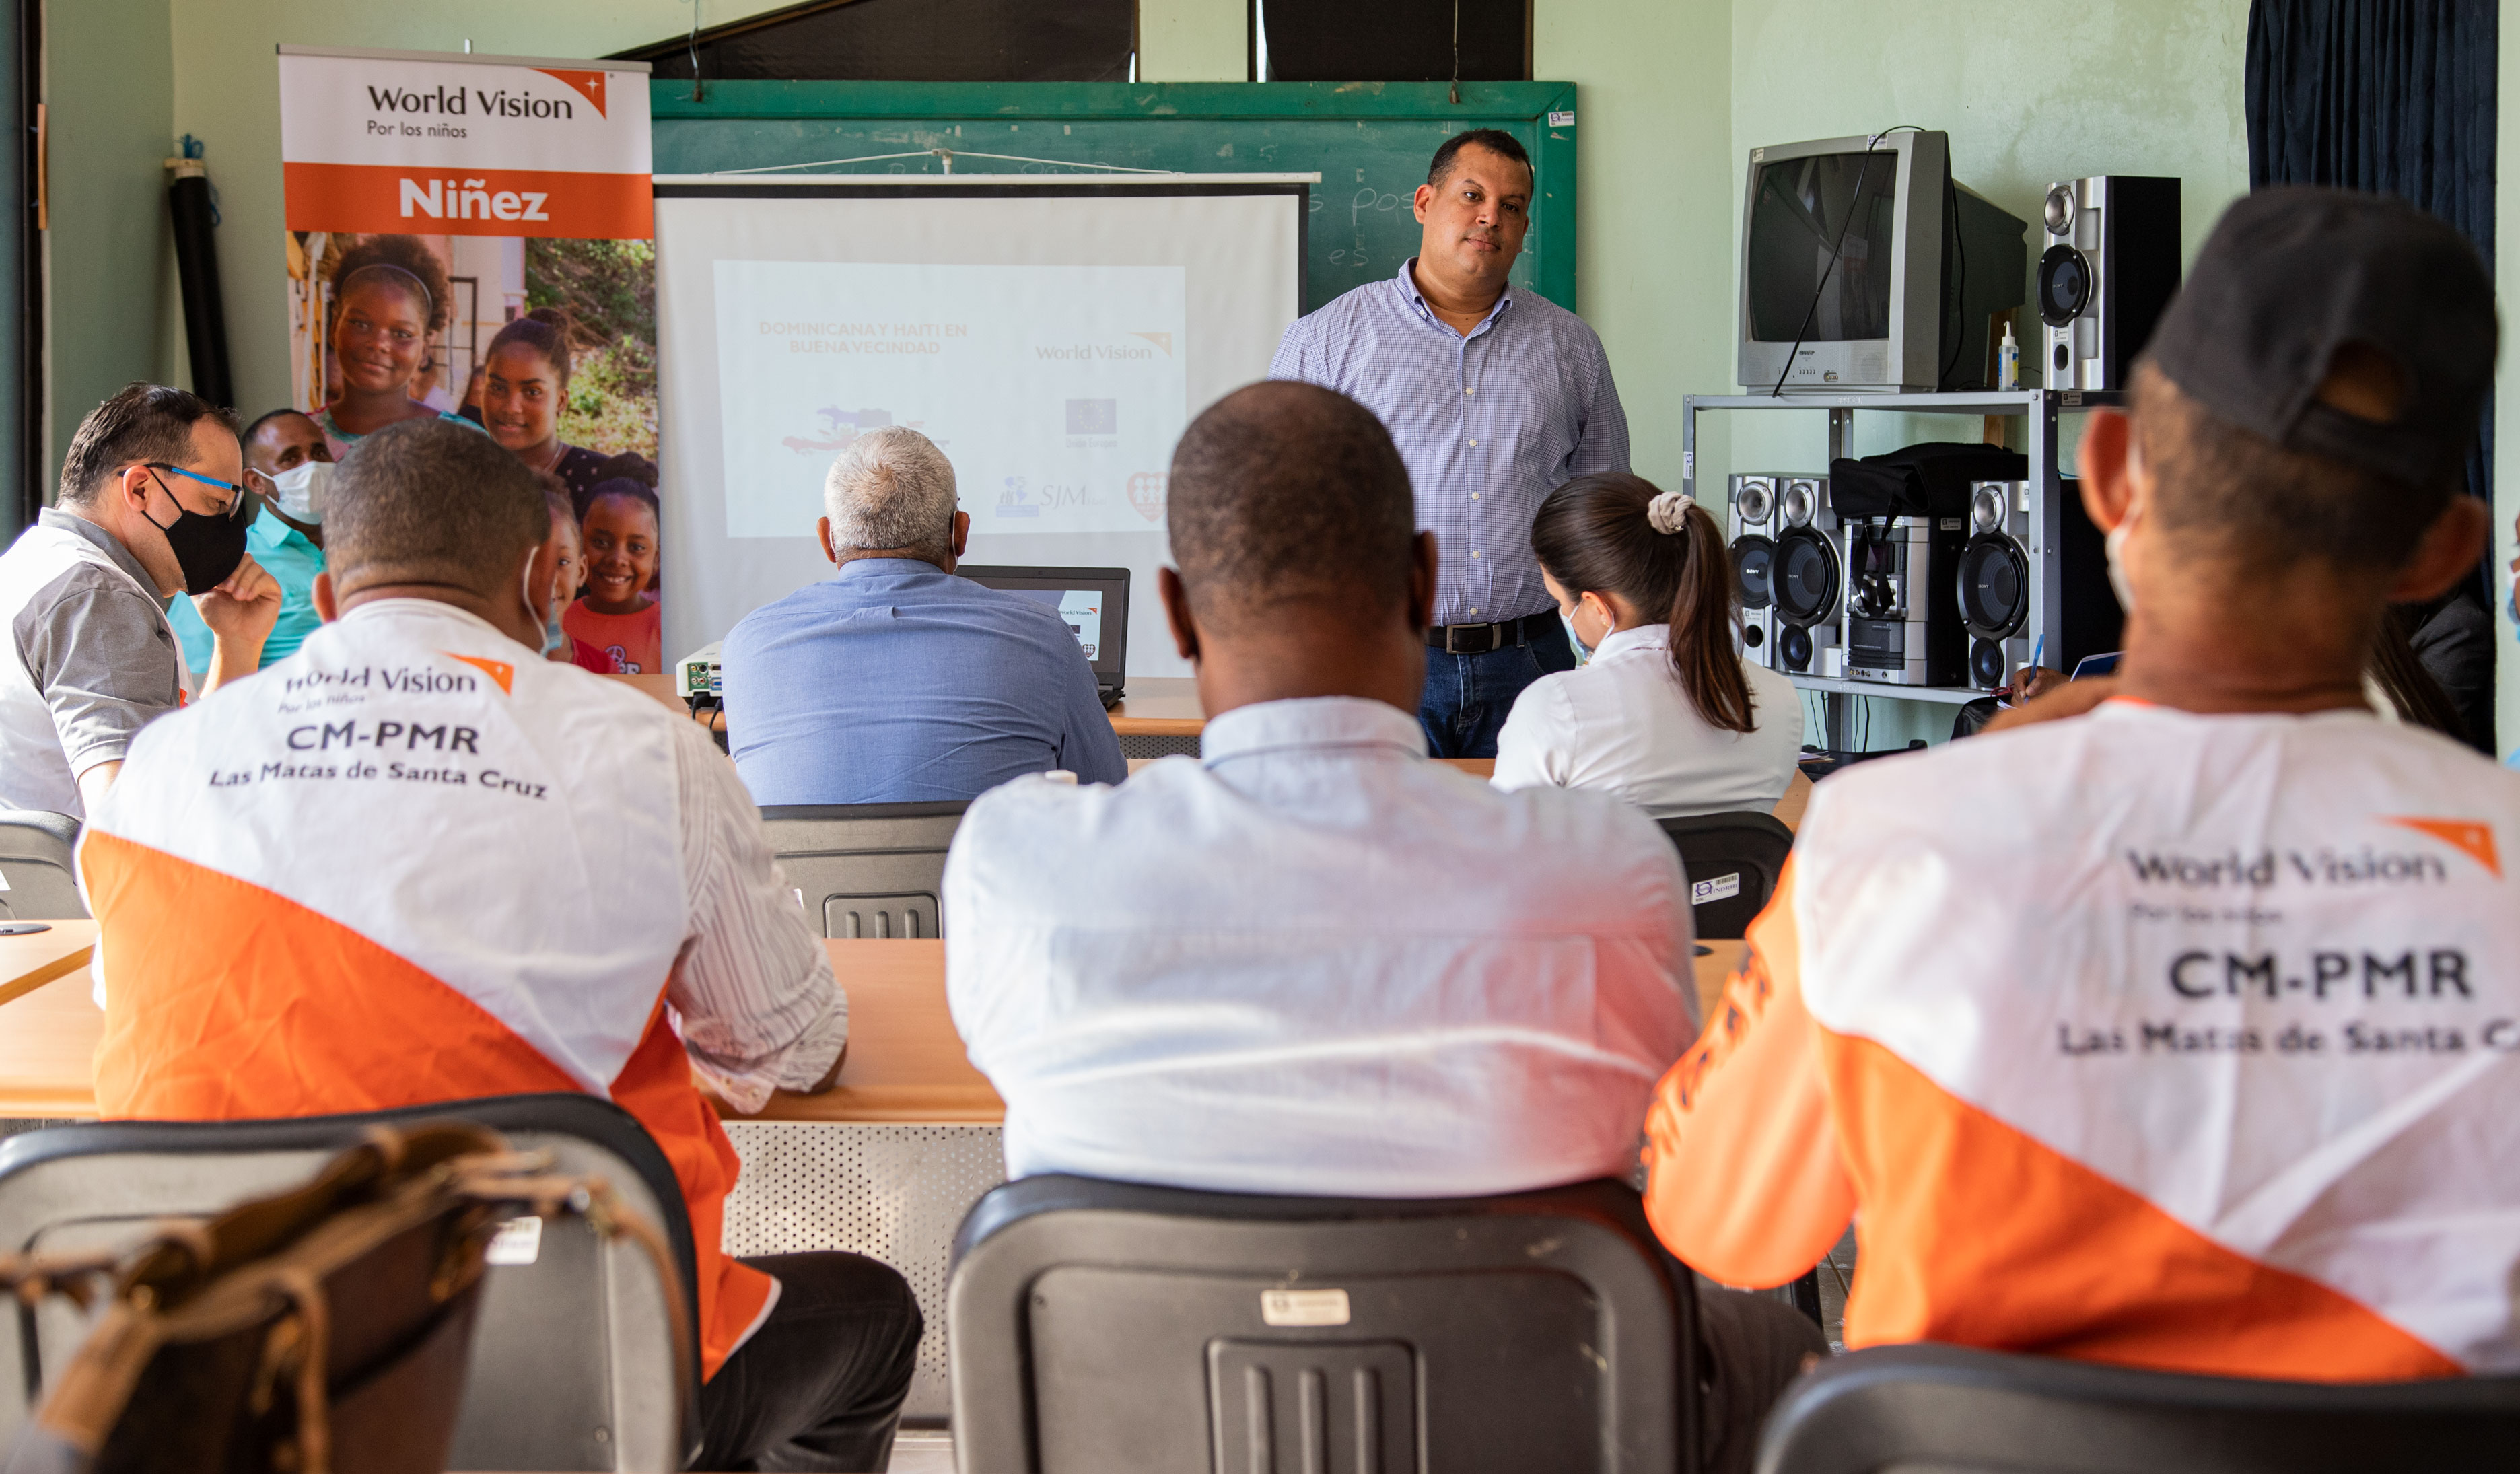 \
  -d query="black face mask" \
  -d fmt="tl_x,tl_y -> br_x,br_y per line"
142,468 -> 250,594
